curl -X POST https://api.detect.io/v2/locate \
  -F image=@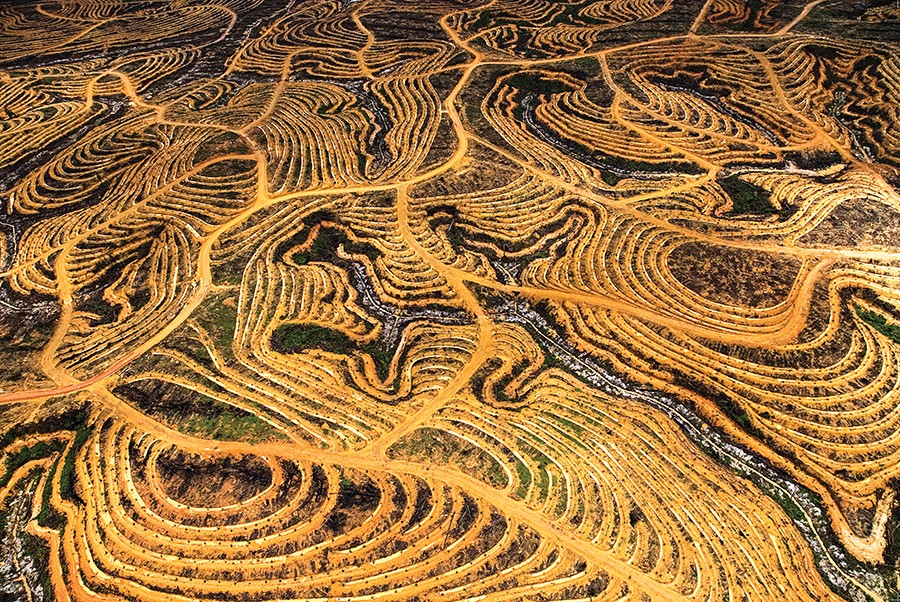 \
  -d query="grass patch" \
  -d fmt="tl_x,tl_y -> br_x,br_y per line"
193,292 -> 238,351
180,411 -> 278,443
114,381 -> 288,444
533,450 -> 551,500
514,458 -> 531,499
389,428 -> 508,489
555,415 -> 585,438
275,324 -> 354,354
